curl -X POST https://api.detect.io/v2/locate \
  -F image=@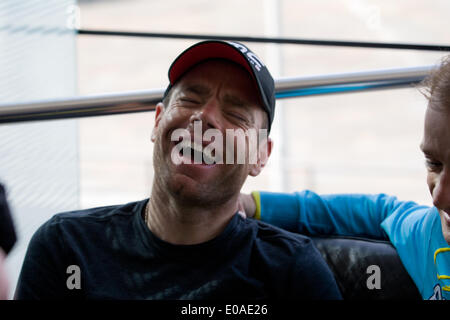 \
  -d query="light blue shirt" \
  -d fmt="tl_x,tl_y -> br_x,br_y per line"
258,190 -> 450,300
